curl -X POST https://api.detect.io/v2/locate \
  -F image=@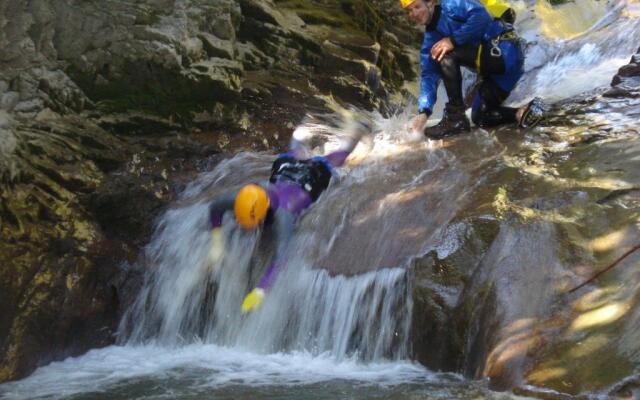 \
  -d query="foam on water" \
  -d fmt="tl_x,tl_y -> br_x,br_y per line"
508,2 -> 640,104
0,344 -> 434,400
